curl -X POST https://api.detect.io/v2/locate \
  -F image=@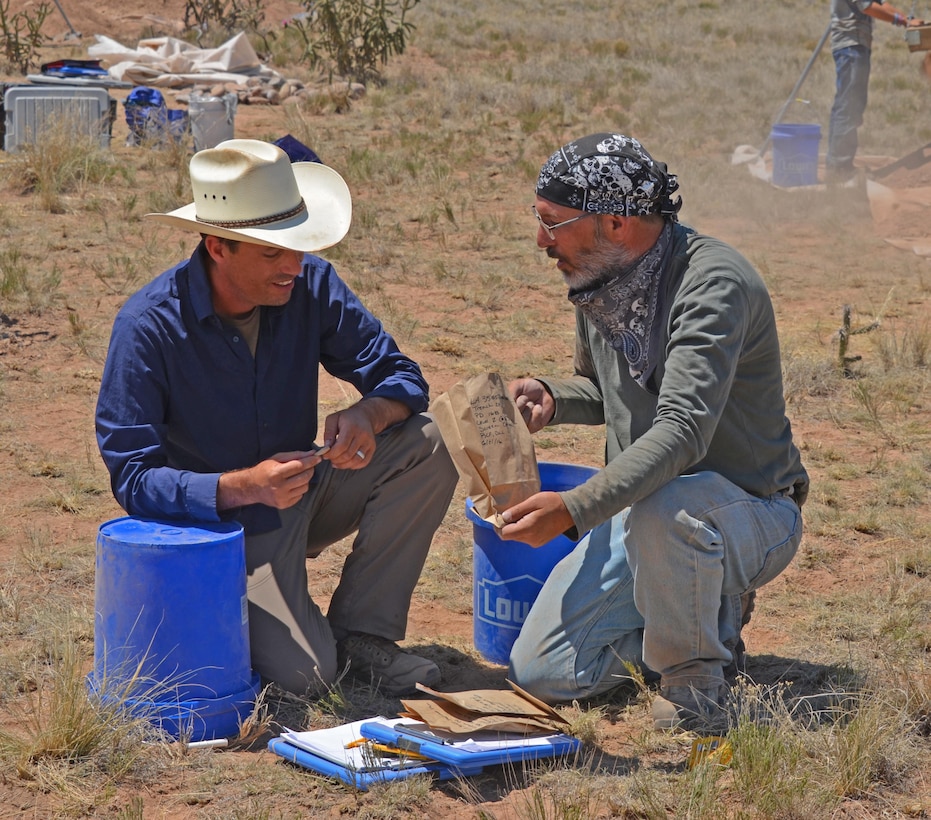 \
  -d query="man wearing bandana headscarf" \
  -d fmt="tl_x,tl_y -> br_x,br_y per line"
500,133 -> 809,730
